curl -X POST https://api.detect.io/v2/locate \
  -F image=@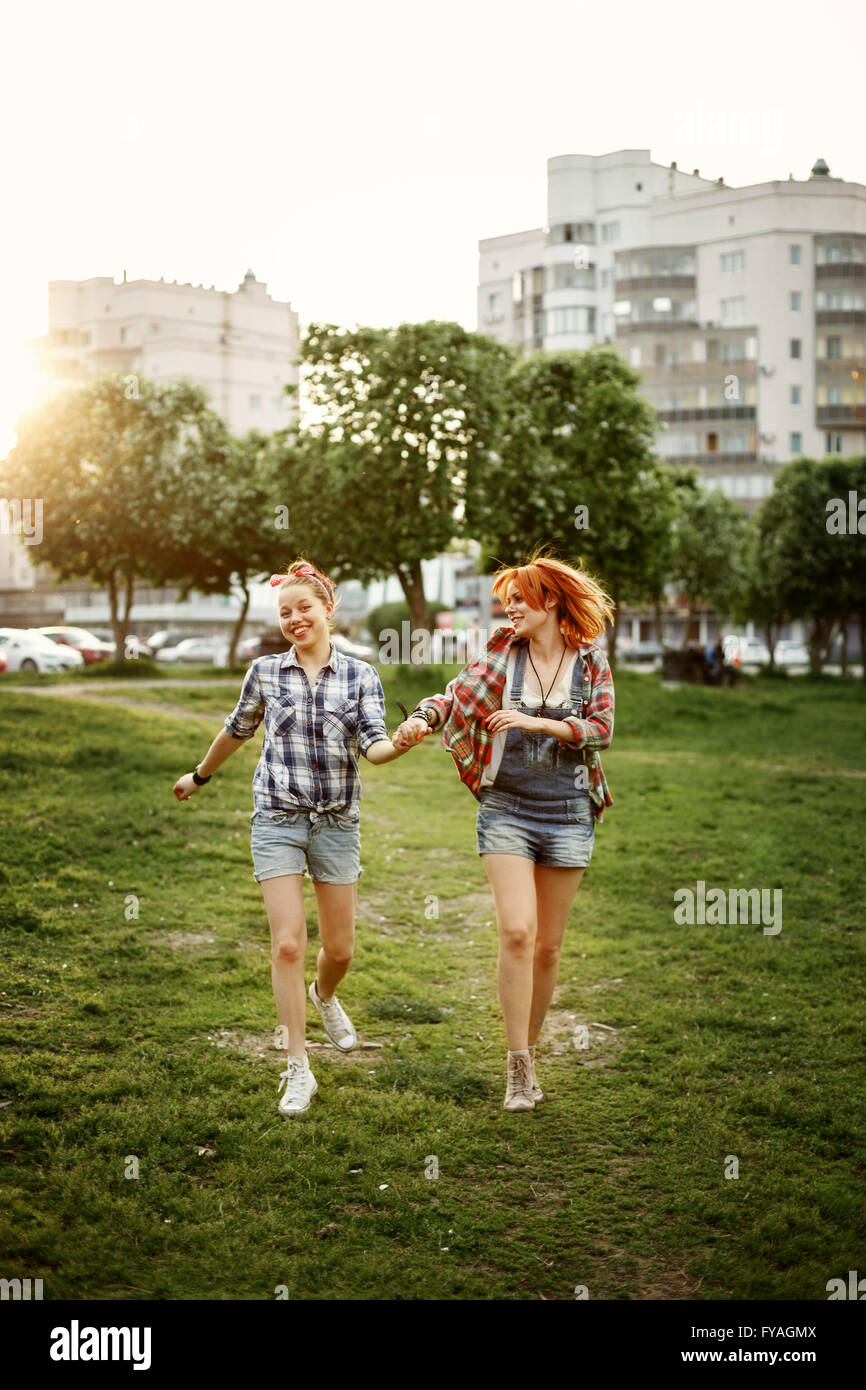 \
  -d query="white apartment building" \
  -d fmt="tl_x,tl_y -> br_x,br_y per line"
1,269 -> 300,625
28,268 -> 299,435
478,151 -> 866,515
